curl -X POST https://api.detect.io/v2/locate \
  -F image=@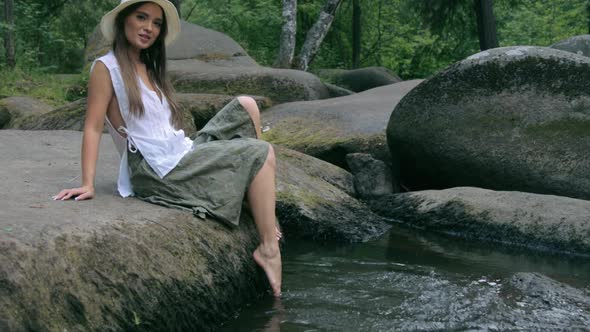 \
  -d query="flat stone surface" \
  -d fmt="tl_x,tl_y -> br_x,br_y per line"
0,130 -> 182,246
